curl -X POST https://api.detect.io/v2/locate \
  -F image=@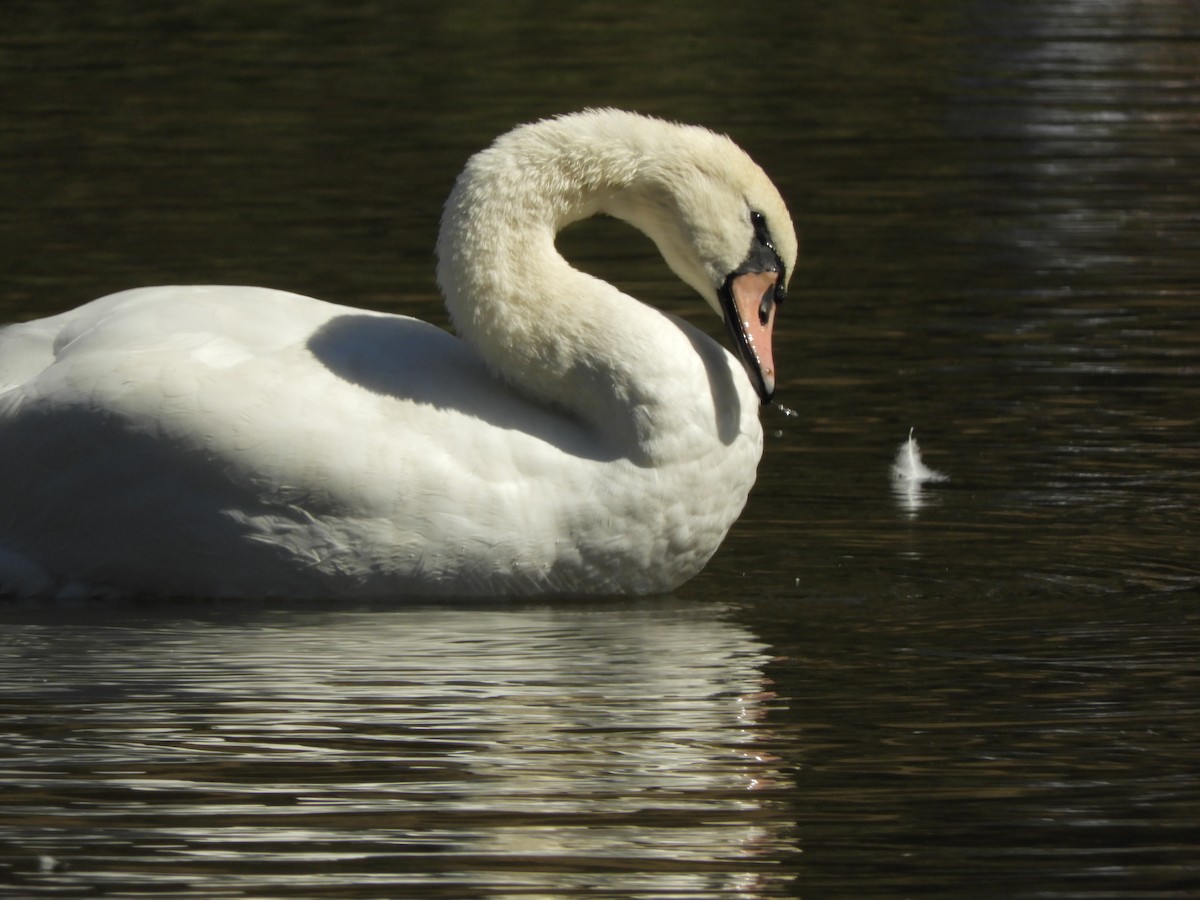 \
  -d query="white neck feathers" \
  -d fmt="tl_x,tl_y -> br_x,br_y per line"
434,111 -> 757,461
